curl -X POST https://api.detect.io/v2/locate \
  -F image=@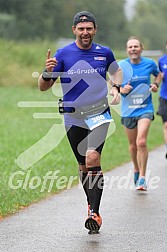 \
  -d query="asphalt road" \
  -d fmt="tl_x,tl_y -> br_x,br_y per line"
0,145 -> 167,252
